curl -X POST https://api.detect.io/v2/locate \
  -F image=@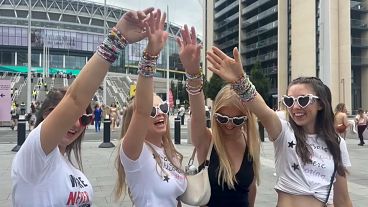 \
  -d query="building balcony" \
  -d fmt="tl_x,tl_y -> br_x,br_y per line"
214,12 -> 238,31
351,37 -> 368,47
245,51 -> 277,66
242,21 -> 278,41
214,26 -> 239,41
242,6 -> 277,28
215,1 -> 238,19
219,38 -> 238,50
351,1 -> 368,12
351,56 -> 368,66
351,19 -> 368,29
242,36 -> 278,53
242,0 -> 273,14
215,0 -> 227,9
